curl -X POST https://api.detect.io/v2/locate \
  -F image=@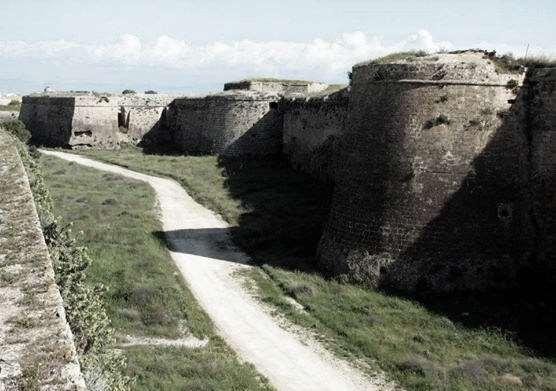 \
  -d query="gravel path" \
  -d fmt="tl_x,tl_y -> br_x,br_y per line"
41,150 -> 393,391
